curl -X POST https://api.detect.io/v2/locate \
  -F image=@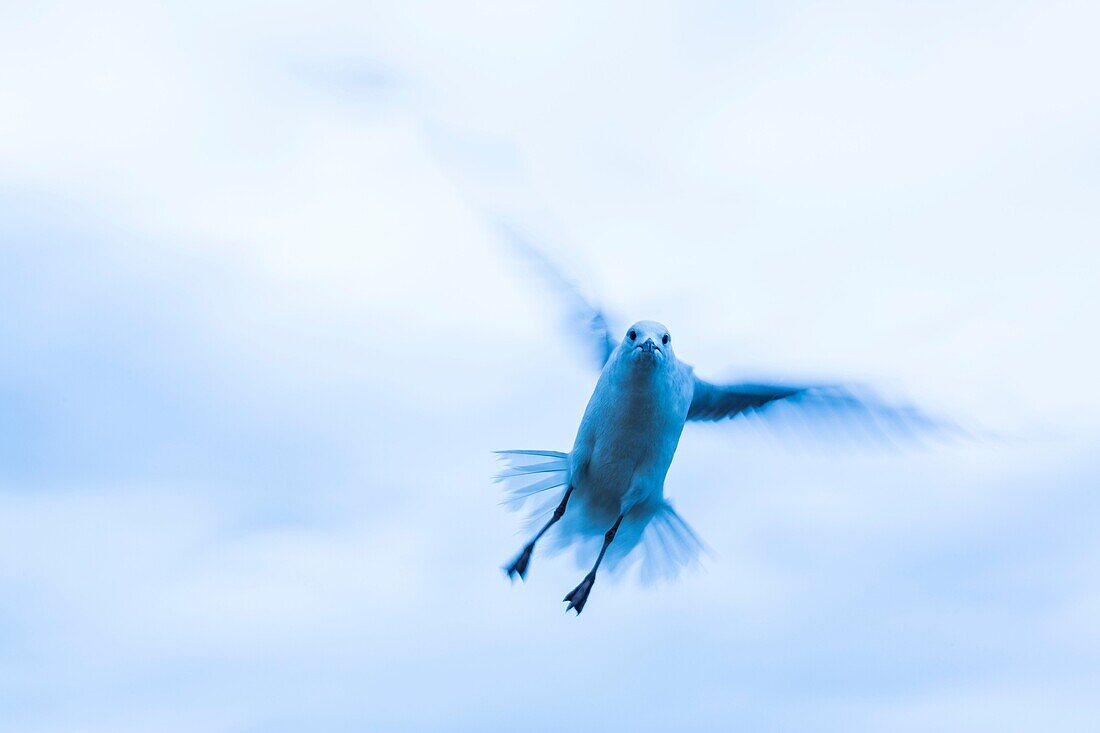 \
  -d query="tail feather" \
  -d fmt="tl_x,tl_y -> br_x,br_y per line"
494,450 -> 569,512
635,501 -> 707,584
495,451 -> 706,582
577,499 -> 705,584
493,449 -> 569,459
